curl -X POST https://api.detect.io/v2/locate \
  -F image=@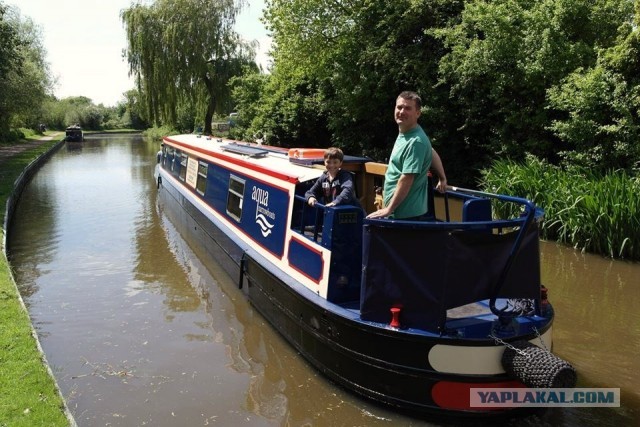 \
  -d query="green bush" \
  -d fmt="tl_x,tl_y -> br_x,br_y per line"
142,126 -> 180,141
0,128 -> 25,144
